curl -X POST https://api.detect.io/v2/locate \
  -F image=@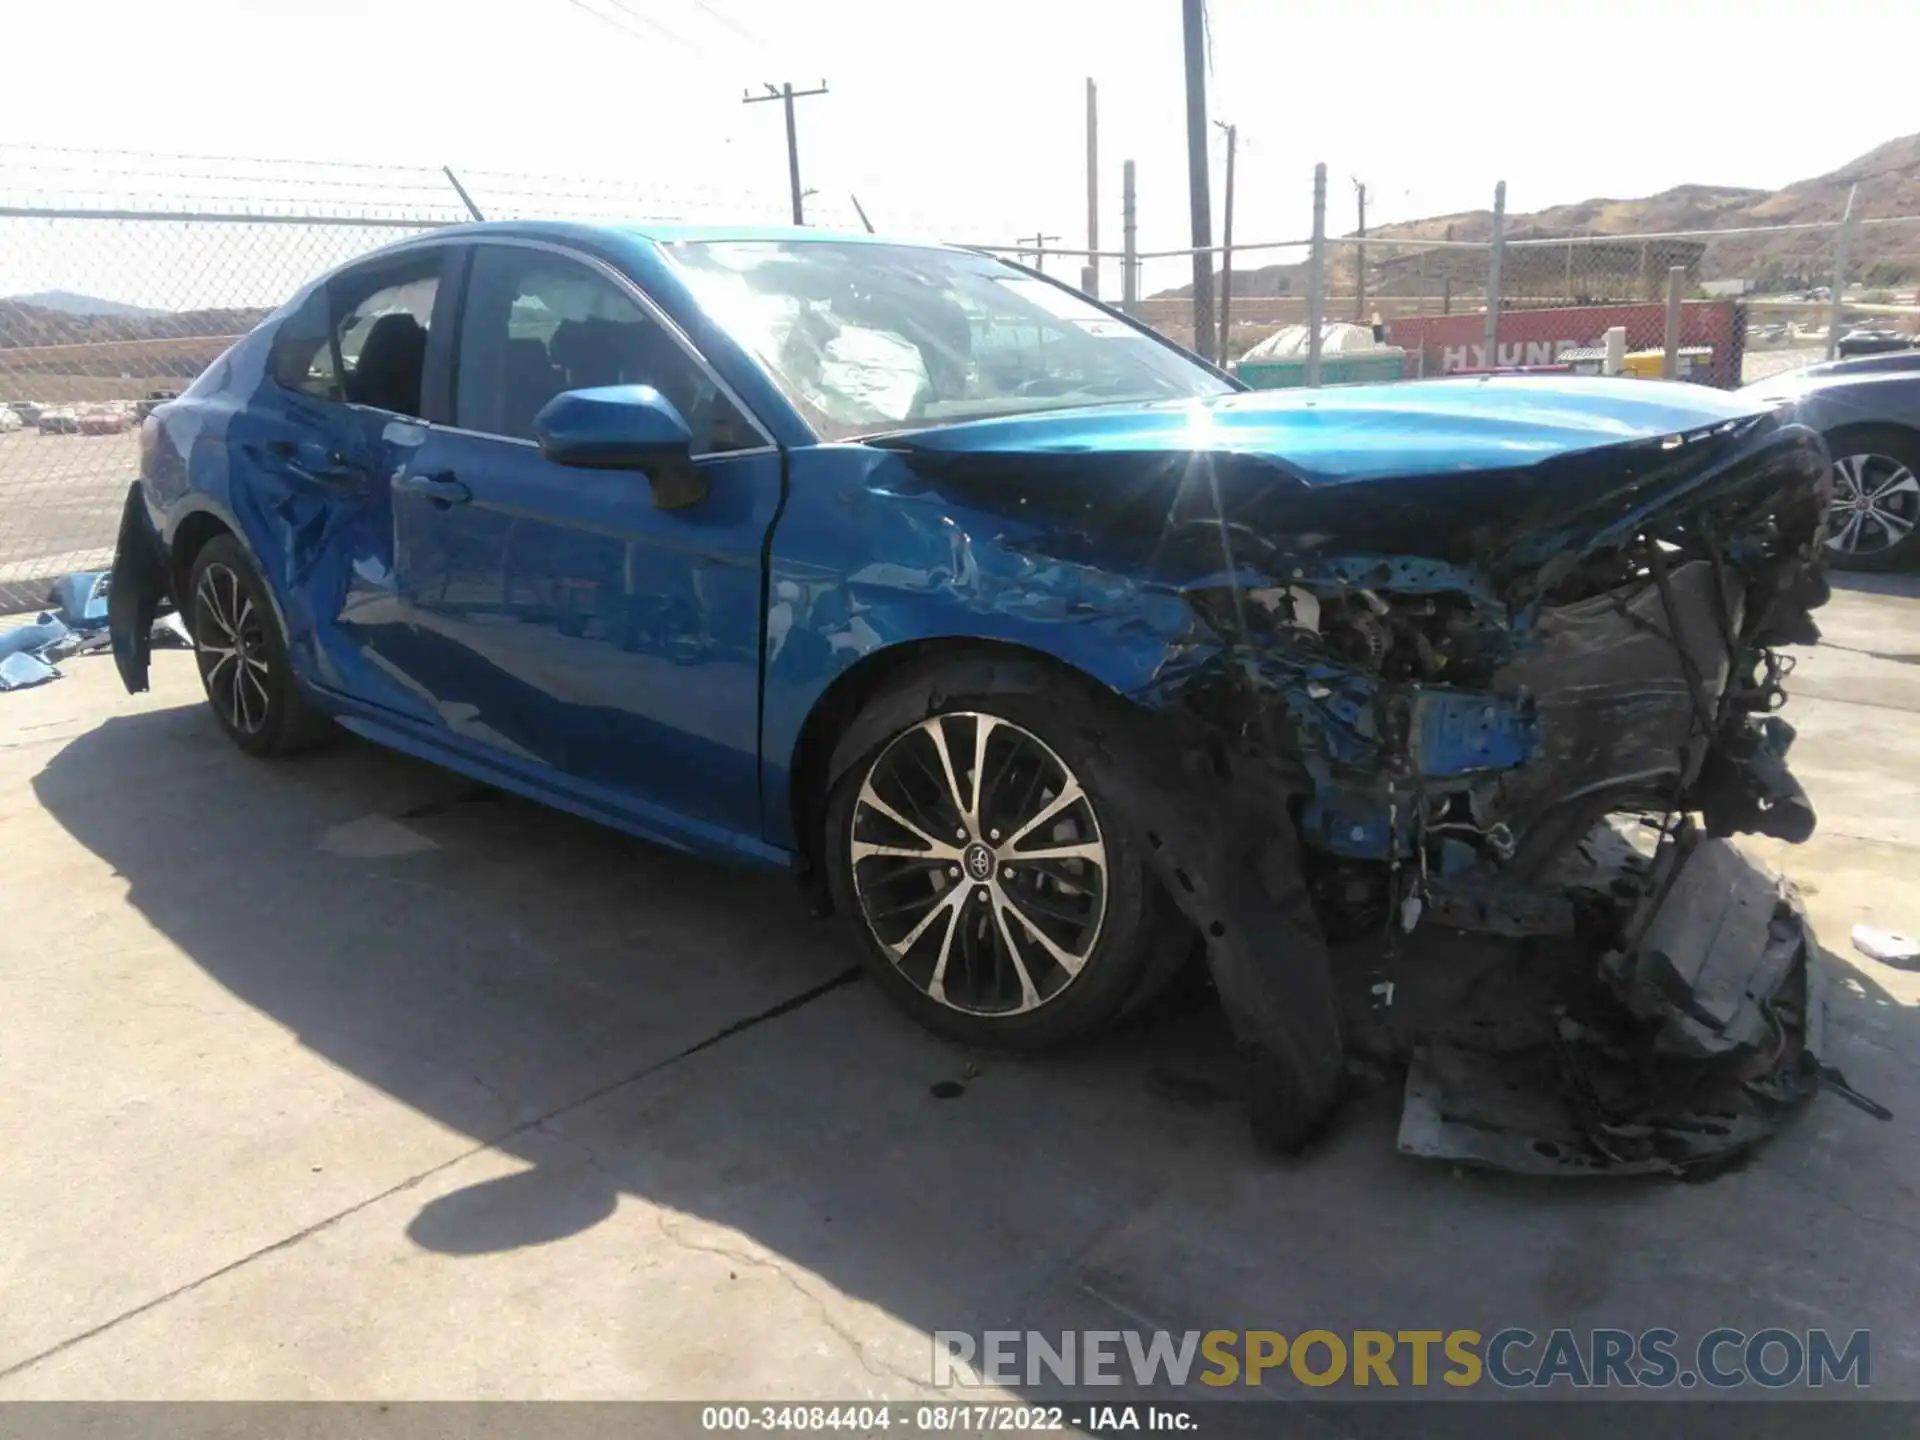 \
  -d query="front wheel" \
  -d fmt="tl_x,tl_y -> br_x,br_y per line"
822,664 -> 1186,1052
1824,425 -> 1920,572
